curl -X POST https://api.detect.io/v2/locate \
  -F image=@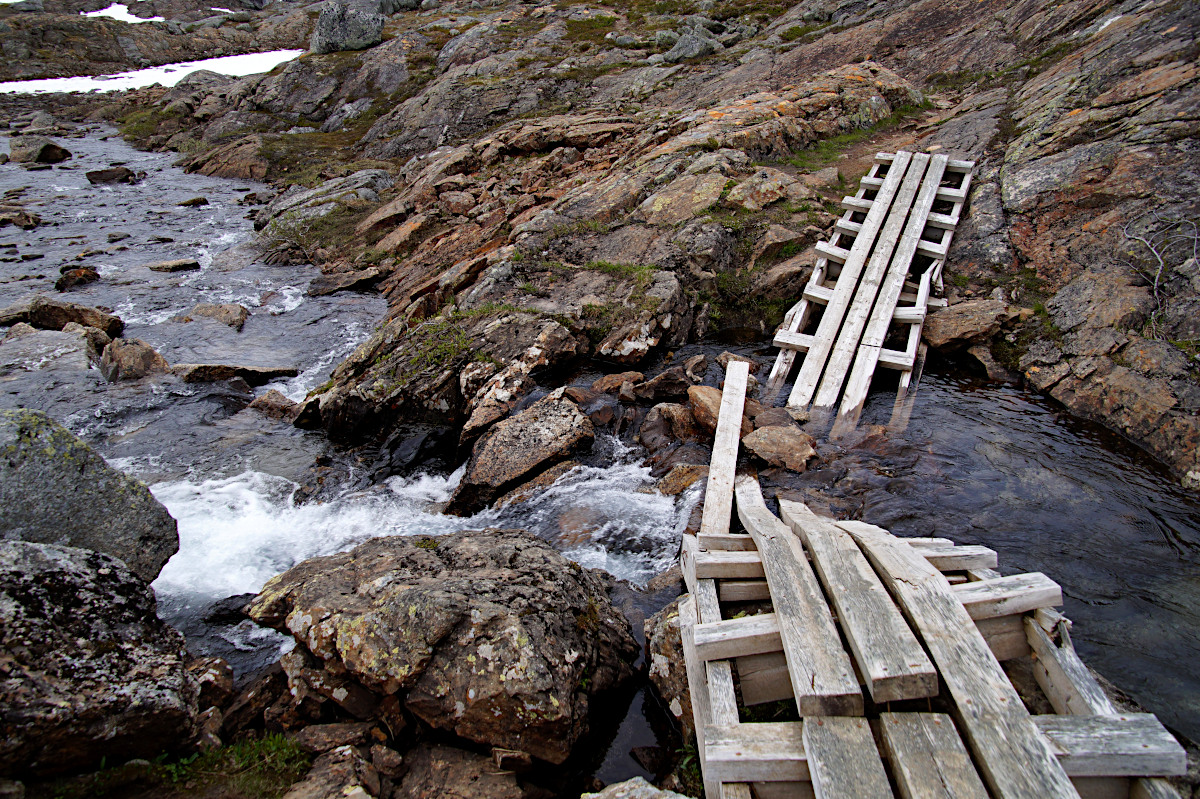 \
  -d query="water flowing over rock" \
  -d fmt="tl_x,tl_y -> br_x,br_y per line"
0,541 -> 197,777
0,409 -> 178,583
248,530 -> 639,765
